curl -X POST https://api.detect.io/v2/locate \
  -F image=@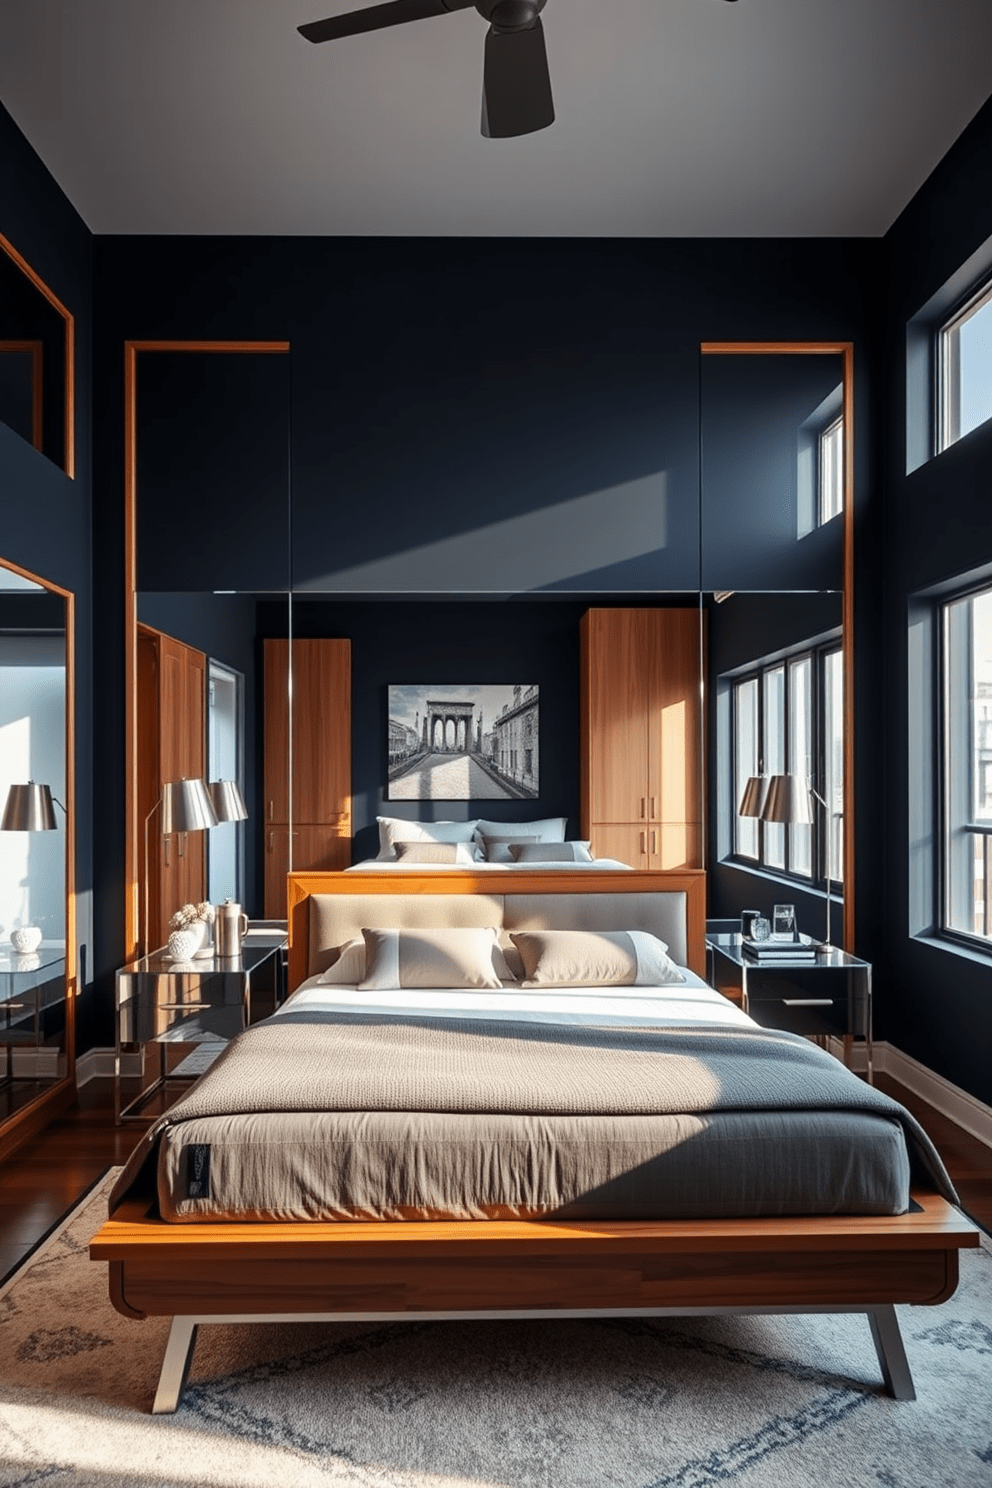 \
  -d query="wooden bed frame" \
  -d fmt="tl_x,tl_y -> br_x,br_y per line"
90,869 -> 978,1411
